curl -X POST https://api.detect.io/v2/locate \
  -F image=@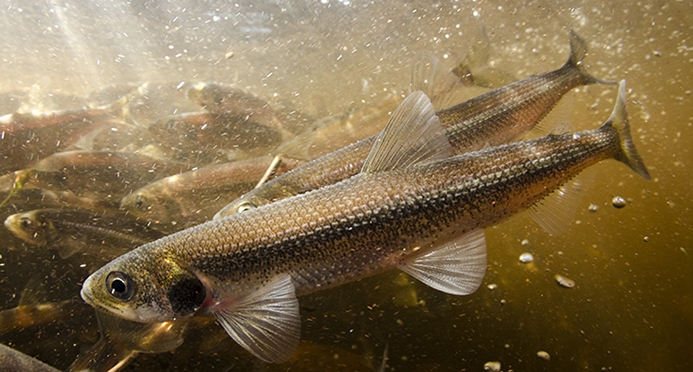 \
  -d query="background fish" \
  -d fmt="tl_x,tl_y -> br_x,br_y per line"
81,83 -> 648,363
120,155 -> 304,224
4,208 -> 165,259
216,30 -> 613,218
